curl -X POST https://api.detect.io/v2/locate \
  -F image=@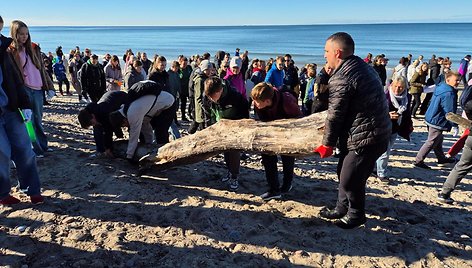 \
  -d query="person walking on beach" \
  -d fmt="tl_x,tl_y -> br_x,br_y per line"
104,55 -> 122,91
409,62 -> 429,118
53,58 -> 70,95
80,54 -> 106,103
314,32 -> 391,229
414,71 -> 461,169
251,82 -> 302,200
438,87 -> 472,204
8,20 -> 54,157
190,59 -> 214,133
0,17 -> 44,205
204,77 -> 249,190
374,76 -> 413,183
